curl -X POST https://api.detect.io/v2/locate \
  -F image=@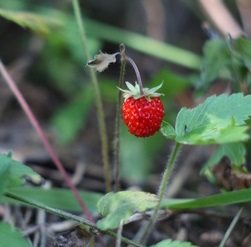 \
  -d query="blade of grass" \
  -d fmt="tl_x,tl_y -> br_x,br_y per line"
4,191 -> 145,247
3,6 -> 201,70
162,189 -> 251,209
4,187 -> 102,213
85,19 -> 202,70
